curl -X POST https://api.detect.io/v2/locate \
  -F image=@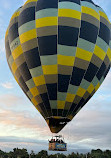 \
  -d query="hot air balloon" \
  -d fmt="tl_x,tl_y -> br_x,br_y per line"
5,0 -> 111,139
